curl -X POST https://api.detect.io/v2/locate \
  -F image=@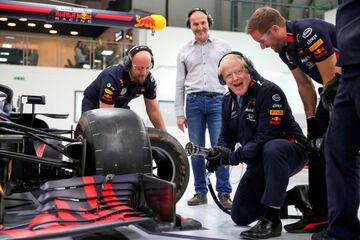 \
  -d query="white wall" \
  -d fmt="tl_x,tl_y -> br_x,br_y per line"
145,27 -> 312,128
0,65 -> 148,129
